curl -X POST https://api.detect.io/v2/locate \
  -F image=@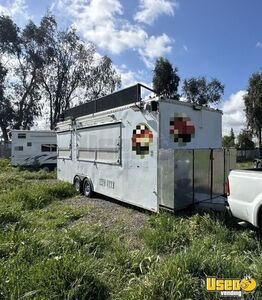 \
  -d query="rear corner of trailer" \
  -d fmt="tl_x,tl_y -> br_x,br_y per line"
56,120 -> 74,184
157,99 -> 223,210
